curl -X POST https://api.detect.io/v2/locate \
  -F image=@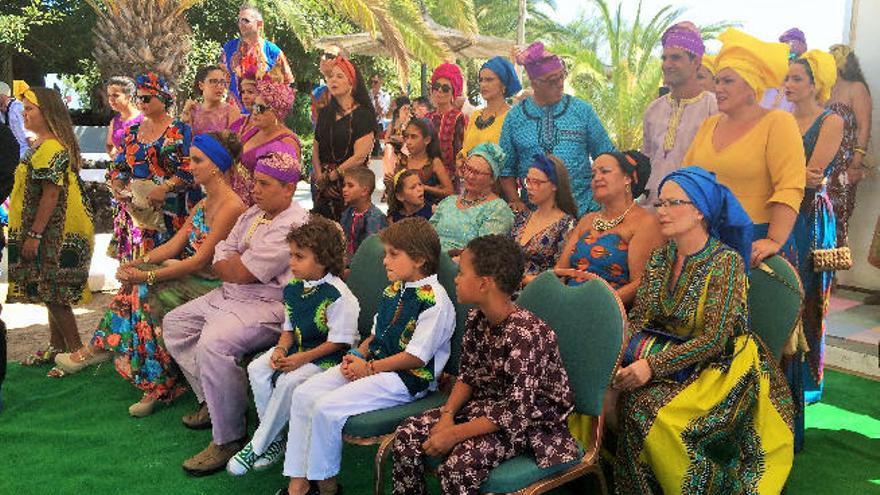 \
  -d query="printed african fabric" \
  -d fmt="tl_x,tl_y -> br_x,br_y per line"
6,139 -> 93,305
391,308 -> 578,495
825,101 -> 858,243
499,95 -> 614,215
280,278 -> 346,370
429,108 -> 465,185
566,227 -> 630,289
615,238 -> 794,495
91,205 -> 219,401
108,119 -> 194,262
221,37 -> 293,111
510,210 -> 575,277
